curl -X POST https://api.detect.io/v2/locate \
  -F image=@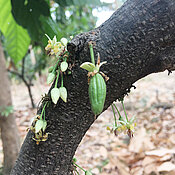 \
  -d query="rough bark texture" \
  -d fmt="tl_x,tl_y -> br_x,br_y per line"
0,42 -> 20,175
11,0 -> 175,174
